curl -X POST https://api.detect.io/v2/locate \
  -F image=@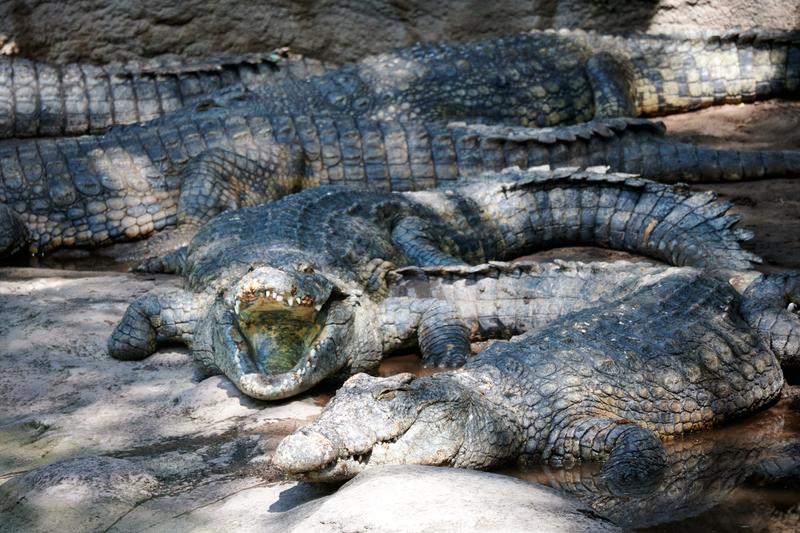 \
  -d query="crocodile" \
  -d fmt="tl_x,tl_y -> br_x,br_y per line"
1,28 -> 800,258
2,113 -> 800,259
272,269 -> 785,486
0,51 -> 332,137
108,167 -> 775,400
2,28 -> 797,138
